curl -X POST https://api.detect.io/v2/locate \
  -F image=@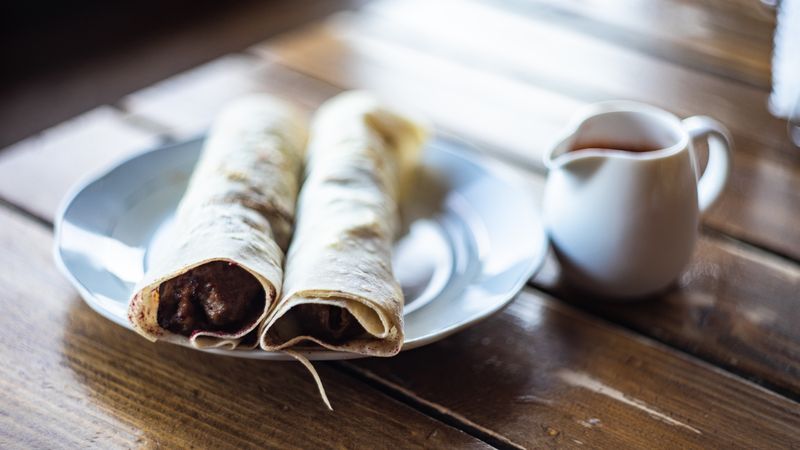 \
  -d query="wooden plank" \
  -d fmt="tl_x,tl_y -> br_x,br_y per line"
479,0 -> 775,88
0,54 -> 350,227
0,106 -> 160,221
0,206 -> 489,449
351,0 -> 788,158
0,57 -> 343,224
534,233 -> 800,396
119,53 -> 366,139
254,11 -> 800,261
124,48 -> 581,156
118,55 -> 271,139
253,21 -> 582,164
350,289 -> 800,448
703,149 -> 800,261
